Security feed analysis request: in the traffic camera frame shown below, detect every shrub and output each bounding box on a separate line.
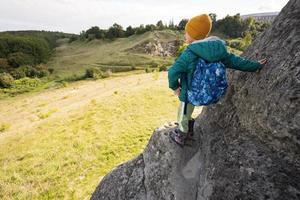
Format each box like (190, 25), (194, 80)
(177, 43), (188, 56)
(11, 68), (26, 79)
(12, 65), (38, 78)
(158, 65), (168, 72)
(62, 74), (85, 82)
(68, 35), (78, 43)
(0, 72), (14, 88)
(226, 39), (246, 51)
(85, 67), (103, 79)
(7, 52), (35, 68)
(0, 58), (10, 70)
(35, 64), (50, 78)
(14, 77), (41, 89)
(145, 67), (152, 73)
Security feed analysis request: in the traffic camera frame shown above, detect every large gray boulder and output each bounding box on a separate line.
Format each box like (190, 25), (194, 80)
(91, 0), (300, 199)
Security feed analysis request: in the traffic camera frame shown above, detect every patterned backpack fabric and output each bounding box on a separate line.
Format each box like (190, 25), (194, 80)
(187, 58), (228, 106)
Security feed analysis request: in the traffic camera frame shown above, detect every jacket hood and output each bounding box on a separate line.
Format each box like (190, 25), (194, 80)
(187, 36), (227, 62)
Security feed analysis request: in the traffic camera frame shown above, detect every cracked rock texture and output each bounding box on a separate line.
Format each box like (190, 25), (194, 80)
(91, 0), (300, 199)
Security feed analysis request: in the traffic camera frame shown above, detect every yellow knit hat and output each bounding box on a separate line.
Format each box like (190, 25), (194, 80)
(185, 14), (212, 40)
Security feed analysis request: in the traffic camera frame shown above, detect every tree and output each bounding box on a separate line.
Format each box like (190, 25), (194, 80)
(85, 26), (105, 39)
(106, 23), (125, 39)
(145, 24), (156, 32)
(7, 52), (35, 68)
(215, 14), (245, 38)
(125, 26), (135, 37)
(156, 20), (164, 30)
(79, 31), (86, 40)
(209, 13), (217, 24)
(135, 24), (147, 35)
(178, 19), (188, 30)
(168, 19), (175, 30)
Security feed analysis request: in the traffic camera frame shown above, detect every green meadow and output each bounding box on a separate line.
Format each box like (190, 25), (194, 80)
(0, 72), (184, 199)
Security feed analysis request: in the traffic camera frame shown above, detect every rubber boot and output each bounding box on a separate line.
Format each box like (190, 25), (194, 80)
(186, 119), (195, 141)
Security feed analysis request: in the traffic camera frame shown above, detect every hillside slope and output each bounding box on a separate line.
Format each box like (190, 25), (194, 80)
(91, 0), (300, 199)
(47, 30), (182, 78)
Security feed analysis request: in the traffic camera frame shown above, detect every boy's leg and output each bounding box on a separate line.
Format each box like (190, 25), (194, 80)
(177, 102), (195, 133)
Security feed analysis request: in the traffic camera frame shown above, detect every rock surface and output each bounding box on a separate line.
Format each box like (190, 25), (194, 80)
(91, 1), (300, 199)
(126, 32), (181, 57)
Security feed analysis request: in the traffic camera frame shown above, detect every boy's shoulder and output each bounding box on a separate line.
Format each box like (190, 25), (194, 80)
(190, 36), (225, 45)
(188, 36), (226, 50)
(186, 36), (228, 63)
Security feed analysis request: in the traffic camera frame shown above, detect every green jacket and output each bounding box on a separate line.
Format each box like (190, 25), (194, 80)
(168, 36), (262, 102)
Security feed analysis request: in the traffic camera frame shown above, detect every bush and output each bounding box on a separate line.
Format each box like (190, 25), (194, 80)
(0, 72), (14, 88)
(0, 58), (10, 71)
(85, 67), (103, 79)
(68, 35), (78, 43)
(62, 74), (85, 82)
(158, 65), (168, 72)
(11, 64), (50, 79)
(226, 39), (246, 51)
(7, 52), (35, 68)
(13, 77), (41, 89)
(35, 64), (50, 78)
(11, 65), (37, 78)
(11, 67), (26, 79)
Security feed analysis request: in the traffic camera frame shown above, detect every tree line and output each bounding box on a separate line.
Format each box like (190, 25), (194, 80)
(71, 13), (270, 42)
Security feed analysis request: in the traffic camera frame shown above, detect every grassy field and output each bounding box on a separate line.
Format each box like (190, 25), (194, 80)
(0, 72), (201, 199)
(48, 30), (182, 79)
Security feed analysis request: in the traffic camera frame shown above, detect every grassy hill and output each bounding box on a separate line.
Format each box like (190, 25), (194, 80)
(0, 30), (184, 98)
(48, 30), (183, 79)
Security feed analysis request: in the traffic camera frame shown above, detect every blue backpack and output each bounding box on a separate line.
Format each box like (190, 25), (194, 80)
(187, 58), (228, 106)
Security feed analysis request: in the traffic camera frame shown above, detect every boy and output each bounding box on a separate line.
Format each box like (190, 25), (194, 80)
(168, 14), (267, 146)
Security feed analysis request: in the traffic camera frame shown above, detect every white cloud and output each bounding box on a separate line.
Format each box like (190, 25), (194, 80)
(0, 0), (289, 34)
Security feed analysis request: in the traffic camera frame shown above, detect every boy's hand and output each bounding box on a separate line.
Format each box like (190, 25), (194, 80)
(174, 87), (181, 97)
(257, 58), (267, 74)
(259, 58), (267, 66)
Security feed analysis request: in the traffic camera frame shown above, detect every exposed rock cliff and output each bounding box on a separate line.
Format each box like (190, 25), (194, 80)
(126, 32), (182, 57)
(91, 0), (300, 199)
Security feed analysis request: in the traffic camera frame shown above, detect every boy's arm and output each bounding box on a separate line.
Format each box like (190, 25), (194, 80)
(168, 51), (189, 90)
(222, 52), (263, 72)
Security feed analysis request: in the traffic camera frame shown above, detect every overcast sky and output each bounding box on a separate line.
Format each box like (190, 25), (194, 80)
(0, 0), (289, 34)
